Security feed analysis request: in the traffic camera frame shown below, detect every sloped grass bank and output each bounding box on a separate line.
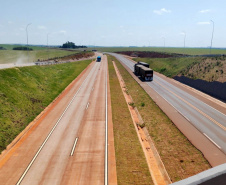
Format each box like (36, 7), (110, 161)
(0, 60), (91, 153)
(108, 57), (153, 185)
(133, 57), (203, 77)
(111, 56), (211, 182)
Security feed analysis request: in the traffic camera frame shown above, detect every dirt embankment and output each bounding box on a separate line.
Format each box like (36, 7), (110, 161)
(37, 52), (94, 63)
(179, 57), (226, 83)
(116, 51), (185, 58)
(59, 52), (94, 61)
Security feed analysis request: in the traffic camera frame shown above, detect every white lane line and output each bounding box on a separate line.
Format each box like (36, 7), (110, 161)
(105, 59), (108, 185)
(150, 86), (191, 122)
(155, 75), (226, 118)
(203, 133), (222, 149)
(16, 63), (98, 185)
(86, 102), (90, 110)
(70, 137), (79, 156)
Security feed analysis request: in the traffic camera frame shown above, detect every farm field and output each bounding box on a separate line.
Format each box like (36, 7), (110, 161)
(109, 55), (211, 182)
(0, 60), (92, 153)
(89, 47), (226, 55)
(0, 44), (82, 64)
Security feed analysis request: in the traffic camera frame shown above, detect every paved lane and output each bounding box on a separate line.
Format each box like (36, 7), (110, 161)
(0, 55), (108, 185)
(110, 53), (226, 154)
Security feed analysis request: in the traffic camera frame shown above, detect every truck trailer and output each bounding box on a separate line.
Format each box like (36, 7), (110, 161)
(134, 62), (153, 81)
(139, 66), (153, 81)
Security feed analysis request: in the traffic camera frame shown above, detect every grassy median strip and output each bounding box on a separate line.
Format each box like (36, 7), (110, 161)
(0, 60), (91, 153)
(108, 58), (153, 185)
(109, 55), (211, 182)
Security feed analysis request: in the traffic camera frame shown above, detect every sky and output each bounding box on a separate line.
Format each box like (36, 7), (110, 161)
(0, 0), (226, 47)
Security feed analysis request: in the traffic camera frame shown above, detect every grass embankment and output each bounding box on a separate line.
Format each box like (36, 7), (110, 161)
(89, 47), (226, 55)
(134, 57), (226, 82)
(109, 55), (211, 182)
(108, 57), (153, 185)
(134, 57), (203, 77)
(0, 60), (91, 153)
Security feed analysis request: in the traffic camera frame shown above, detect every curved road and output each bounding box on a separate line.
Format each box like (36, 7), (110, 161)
(110, 53), (226, 155)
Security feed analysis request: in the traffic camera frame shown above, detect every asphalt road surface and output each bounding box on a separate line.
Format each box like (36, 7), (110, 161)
(0, 55), (108, 185)
(109, 53), (226, 155)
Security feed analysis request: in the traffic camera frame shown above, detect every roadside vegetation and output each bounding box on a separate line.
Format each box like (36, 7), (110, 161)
(133, 57), (203, 77)
(134, 56), (226, 82)
(89, 46), (226, 55)
(179, 57), (226, 82)
(0, 44), (90, 64)
(108, 56), (153, 185)
(109, 55), (211, 182)
(0, 60), (92, 153)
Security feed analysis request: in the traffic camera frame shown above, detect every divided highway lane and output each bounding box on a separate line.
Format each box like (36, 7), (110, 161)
(0, 55), (108, 185)
(110, 53), (226, 154)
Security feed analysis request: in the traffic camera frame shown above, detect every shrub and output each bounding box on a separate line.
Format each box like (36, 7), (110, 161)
(128, 102), (135, 108)
(13, 47), (33, 51)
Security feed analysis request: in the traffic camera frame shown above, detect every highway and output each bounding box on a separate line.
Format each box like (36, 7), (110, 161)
(0, 54), (108, 185)
(109, 53), (226, 155)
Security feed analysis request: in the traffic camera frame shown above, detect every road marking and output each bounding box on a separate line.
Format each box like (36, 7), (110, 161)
(105, 59), (108, 185)
(115, 54), (226, 130)
(86, 102), (90, 110)
(203, 133), (221, 149)
(70, 137), (79, 156)
(16, 63), (98, 185)
(152, 89), (191, 122)
(155, 75), (226, 118)
(154, 80), (226, 131)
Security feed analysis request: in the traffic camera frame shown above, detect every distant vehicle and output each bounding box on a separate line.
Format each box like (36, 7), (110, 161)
(134, 61), (153, 81)
(96, 56), (101, 62)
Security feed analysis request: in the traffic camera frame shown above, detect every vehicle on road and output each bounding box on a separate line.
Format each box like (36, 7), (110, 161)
(134, 61), (153, 81)
(96, 56), (101, 62)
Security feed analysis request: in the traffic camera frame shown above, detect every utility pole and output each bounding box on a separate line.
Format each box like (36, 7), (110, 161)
(210, 20), (214, 54)
(26, 23), (32, 63)
(183, 31), (186, 56)
(47, 33), (50, 60)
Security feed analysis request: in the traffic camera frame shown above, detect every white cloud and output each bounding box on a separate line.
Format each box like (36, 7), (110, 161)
(59, 30), (67, 34)
(19, 27), (25, 31)
(153, 8), (171, 15)
(197, 22), (211, 25)
(8, 21), (13, 24)
(199, 9), (211, 13)
(38, 25), (46, 30)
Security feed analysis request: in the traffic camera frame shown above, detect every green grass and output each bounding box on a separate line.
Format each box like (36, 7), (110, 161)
(133, 57), (203, 77)
(88, 47), (226, 55)
(0, 60), (91, 153)
(111, 56), (211, 182)
(108, 56), (153, 185)
(0, 44), (82, 64)
(0, 44), (47, 50)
